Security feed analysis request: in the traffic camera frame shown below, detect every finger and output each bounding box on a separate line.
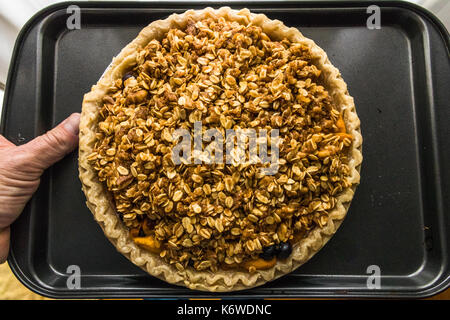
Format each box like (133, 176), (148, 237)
(0, 226), (10, 264)
(17, 113), (80, 171)
(0, 135), (14, 148)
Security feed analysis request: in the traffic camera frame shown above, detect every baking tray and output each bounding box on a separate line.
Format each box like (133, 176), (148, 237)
(1, 1), (449, 299)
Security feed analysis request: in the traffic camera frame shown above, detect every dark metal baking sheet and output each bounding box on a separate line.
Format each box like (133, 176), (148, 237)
(1, 1), (449, 298)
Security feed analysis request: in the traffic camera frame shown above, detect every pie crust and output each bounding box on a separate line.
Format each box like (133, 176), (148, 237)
(79, 7), (362, 292)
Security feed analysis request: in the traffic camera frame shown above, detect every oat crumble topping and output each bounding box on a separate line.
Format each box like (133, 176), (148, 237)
(87, 17), (353, 272)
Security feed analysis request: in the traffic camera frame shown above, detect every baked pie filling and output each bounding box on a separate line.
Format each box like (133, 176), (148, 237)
(87, 17), (354, 274)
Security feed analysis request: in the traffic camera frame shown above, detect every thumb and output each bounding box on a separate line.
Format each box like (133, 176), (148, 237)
(18, 113), (80, 171)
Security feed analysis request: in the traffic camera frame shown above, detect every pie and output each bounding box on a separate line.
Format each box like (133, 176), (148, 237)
(79, 7), (362, 292)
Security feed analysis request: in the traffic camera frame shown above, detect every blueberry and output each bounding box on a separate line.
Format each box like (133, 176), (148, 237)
(122, 72), (135, 82)
(274, 243), (281, 254)
(260, 245), (277, 261)
(277, 242), (292, 260)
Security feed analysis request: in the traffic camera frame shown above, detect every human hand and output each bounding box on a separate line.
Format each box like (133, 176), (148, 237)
(0, 113), (80, 263)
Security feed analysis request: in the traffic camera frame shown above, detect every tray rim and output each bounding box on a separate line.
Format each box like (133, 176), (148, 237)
(3, 0), (450, 299)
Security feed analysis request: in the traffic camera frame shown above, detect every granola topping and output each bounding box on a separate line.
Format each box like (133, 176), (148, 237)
(88, 17), (353, 272)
